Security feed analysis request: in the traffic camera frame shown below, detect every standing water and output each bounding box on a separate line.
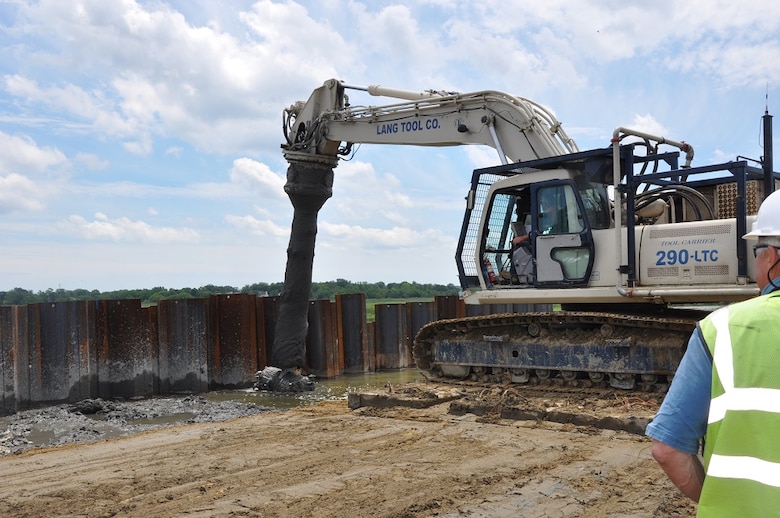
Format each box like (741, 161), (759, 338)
(0, 369), (423, 455)
(207, 368), (423, 409)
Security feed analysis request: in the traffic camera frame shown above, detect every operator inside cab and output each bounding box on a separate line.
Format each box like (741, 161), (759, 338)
(510, 195), (533, 284)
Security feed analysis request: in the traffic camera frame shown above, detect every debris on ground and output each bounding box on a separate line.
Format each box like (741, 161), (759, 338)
(0, 395), (273, 456)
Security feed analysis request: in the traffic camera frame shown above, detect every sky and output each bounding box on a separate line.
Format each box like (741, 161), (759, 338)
(2, 0), (780, 292)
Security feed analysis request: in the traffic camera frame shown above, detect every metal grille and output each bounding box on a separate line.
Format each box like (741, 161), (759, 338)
(459, 174), (505, 278)
(695, 264), (729, 276)
(715, 180), (767, 218)
(647, 266), (679, 278)
(648, 223), (731, 239)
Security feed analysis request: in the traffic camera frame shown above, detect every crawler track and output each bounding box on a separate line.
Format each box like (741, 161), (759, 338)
(413, 310), (703, 392)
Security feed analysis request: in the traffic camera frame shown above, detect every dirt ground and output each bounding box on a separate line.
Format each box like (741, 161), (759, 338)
(0, 382), (696, 517)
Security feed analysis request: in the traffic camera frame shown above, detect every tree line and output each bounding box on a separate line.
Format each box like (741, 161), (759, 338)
(0, 279), (460, 307)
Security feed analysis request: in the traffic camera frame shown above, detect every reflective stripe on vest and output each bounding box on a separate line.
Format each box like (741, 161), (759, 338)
(707, 454), (780, 488)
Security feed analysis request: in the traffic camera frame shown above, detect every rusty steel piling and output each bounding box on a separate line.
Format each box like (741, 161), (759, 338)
(0, 294), (524, 415)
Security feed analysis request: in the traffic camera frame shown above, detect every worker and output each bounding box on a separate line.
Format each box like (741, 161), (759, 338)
(645, 188), (780, 515)
(509, 195), (533, 283)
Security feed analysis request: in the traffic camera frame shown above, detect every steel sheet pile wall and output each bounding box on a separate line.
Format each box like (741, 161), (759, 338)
(158, 298), (209, 394)
(406, 301), (436, 367)
(306, 299), (340, 378)
(0, 306), (14, 415)
(96, 300), (158, 400)
(374, 304), (408, 370)
(10, 302), (97, 411)
(0, 293), (531, 414)
(337, 293), (369, 373)
(33, 301), (95, 404)
(255, 296), (276, 369)
(210, 294), (259, 389)
(435, 295), (466, 320)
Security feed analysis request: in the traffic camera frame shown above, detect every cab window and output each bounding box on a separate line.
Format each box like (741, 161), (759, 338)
(537, 184), (584, 235)
(578, 182), (612, 230)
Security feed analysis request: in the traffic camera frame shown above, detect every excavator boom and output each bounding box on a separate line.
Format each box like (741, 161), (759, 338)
(283, 78), (577, 165)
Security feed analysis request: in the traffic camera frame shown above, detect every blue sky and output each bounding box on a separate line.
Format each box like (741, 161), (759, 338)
(1, 0), (780, 292)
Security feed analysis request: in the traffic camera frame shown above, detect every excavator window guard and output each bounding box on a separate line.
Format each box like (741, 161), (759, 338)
(456, 171), (515, 288)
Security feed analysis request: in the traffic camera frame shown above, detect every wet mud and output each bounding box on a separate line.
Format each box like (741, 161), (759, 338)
(0, 395), (273, 456)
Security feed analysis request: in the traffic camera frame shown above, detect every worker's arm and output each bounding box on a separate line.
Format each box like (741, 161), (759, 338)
(651, 439), (705, 502)
(645, 329), (712, 502)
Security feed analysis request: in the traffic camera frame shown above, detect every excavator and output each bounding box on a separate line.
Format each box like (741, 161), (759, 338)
(275, 78), (779, 392)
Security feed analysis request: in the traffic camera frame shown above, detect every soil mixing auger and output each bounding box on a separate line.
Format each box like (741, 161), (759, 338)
(277, 78), (779, 391)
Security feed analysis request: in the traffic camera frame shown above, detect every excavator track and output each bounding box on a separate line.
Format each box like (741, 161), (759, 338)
(413, 310), (703, 392)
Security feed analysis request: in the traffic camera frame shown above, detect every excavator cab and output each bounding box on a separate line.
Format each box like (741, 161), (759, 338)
(474, 174), (610, 289)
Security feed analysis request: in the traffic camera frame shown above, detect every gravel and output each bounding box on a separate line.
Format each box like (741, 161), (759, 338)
(0, 395), (275, 456)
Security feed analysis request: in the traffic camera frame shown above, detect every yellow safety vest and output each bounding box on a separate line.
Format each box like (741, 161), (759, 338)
(697, 290), (780, 516)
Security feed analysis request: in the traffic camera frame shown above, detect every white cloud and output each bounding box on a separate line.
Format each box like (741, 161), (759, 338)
(5, 75), (104, 121)
(0, 173), (45, 213)
(320, 221), (448, 250)
(627, 114), (669, 138)
(327, 159), (411, 222)
(74, 152), (109, 171)
(122, 137), (153, 155)
(350, 4), (425, 58)
(225, 214), (290, 237)
(229, 158), (286, 198)
(0, 131), (67, 174)
(666, 40), (780, 89)
(6, 0), (776, 166)
(0, 132), (67, 213)
(5, 0), (358, 156)
(463, 146), (504, 170)
(58, 213), (200, 243)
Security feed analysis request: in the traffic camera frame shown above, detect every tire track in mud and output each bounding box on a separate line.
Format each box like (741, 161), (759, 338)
(0, 399), (695, 517)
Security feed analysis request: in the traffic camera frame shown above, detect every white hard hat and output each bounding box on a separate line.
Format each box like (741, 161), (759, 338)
(743, 189), (780, 240)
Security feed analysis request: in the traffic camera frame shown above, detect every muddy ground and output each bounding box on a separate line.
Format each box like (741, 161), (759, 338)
(0, 381), (696, 517)
(0, 396), (274, 456)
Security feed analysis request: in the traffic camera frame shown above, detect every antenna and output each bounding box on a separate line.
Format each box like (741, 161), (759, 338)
(763, 85), (774, 197)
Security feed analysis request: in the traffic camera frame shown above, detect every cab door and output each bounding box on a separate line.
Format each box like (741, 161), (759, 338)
(533, 182), (595, 287)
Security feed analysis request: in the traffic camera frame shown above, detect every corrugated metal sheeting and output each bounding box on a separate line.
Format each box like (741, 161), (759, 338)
(0, 294), (522, 414)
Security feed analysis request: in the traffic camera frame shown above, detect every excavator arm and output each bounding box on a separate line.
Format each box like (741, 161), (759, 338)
(282, 78), (578, 165)
(269, 78), (579, 389)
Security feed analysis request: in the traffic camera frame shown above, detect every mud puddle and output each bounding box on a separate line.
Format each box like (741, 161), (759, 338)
(209, 368), (422, 409)
(0, 369), (422, 456)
